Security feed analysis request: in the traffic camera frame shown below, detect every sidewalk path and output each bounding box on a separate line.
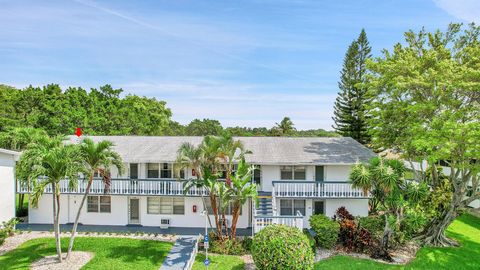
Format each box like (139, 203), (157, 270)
(160, 237), (198, 270)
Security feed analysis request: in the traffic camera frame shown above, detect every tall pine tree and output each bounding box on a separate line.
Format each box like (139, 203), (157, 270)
(332, 29), (371, 145)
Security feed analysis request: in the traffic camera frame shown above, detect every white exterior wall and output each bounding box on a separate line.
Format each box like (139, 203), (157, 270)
(29, 195), (250, 228)
(324, 199), (368, 218)
(0, 152), (16, 223)
(324, 165), (351, 181)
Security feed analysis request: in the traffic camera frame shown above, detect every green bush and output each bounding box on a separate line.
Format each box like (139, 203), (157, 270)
(241, 237), (253, 251)
(309, 214), (340, 249)
(358, 215), (384, 238)
(252, 225), (314, 270)
(303, 229), (317, 253)
(401, 211), (428, 240)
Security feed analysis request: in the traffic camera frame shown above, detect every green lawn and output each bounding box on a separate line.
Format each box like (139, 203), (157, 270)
(0, 237), (173, 270)
(193, 253), (244, 270)
(315, 214), (480, 270)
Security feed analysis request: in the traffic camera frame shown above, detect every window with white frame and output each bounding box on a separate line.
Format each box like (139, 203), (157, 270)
(280, 166), (306, 180)
(87, 196), (111, 213)
(147, 197), (185, 215)
(160, 163), (173, 178)
(204, 200), (242, 215)
(280, 199), (305, 216)
(147, 163), (159, 178)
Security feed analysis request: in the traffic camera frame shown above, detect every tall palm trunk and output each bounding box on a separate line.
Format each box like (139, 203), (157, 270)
(210, 195), (223, 239)
(66, 174), (93, 259)
(52, 184), (62, 262)
(230, 202), (241, 239)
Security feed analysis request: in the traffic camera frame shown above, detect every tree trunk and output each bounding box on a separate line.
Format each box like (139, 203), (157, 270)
(210, 195), (223, 239)
(371, 214), (393, 262)
(230, 202), (241, 239)
(418, 203), (459, 247)
(66, 176), (93, 259)
(18, 194), (25, 213)
(52, 184), (62, 262)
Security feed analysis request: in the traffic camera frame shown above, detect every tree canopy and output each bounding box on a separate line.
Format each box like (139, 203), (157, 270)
(0, 85), (337, 138)
(365, 23), (480, 246)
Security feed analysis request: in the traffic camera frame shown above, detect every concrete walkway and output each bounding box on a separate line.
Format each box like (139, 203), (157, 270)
(17, 223), (252, 236)
(160, 237), (198, 270)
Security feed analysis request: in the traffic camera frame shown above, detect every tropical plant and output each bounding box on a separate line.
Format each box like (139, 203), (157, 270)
(0, 127), (49, 214)
(349, 157), (426, 260)
(66, 138), (124, 259)
(175, 141), (214, 229)
(229, 158), (257, 238)
(252, 224), (314, 270)
(179, 135), (255, 239)
(17, 136), (83, 262)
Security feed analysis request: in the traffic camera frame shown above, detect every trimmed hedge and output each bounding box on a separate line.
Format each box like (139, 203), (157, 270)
(252, 225), (314, 270)
(309, 214), (340, 249)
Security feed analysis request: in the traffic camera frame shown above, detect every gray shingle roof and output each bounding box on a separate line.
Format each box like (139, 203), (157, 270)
(67, 136), (376, 165)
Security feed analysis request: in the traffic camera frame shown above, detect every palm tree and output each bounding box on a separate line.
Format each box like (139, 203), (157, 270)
(175, 142), (213, 228)
(229, 158), (257, 239)
(66, 138), (124, 259)
(217, 134), (251, 186)
(18, 137), (82, 262)
(0, 127), (49, 213)
(273, 117), (295, 136)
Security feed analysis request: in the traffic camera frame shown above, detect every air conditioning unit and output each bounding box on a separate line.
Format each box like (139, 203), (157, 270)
(160, 218), (171, 229)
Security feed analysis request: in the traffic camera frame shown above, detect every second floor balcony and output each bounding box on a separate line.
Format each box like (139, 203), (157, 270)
(17, 178), (209, 197)
(272, 181), (369, 198)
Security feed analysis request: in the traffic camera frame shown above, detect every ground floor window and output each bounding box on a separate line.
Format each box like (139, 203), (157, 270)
(280, 199), (305, 216)
(147, 197), (185, 215)
(204, 200), (242, 215)
(87, 196), (111, 213)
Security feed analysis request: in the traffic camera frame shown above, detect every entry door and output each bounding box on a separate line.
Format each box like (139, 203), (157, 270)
(314, 201), (324, 215)
(315, 166), (324, 182)
(129, 198), (140, 224)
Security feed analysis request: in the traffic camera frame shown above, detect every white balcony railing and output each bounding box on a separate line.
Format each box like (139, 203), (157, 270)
(272, 181), (369, 198)
(253, 211), (303, 234)
(17, 178), (209, 196)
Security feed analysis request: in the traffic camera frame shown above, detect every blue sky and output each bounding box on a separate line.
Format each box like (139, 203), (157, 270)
(1, 0), (478, 130)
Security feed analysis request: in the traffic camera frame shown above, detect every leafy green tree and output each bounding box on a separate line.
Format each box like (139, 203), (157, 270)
(66, 138), (124, 259)
(365, 23), (480, 247)
(332, 29), (371, 144)
(272, 117), (295, 136)
(17, 137), (83, 262)
(185, 119), (223, 136)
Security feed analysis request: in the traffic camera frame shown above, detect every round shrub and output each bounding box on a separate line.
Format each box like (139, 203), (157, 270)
(309, 214), (340, 249)
(358, 215), (384, 238)
(252, 224), (314, 270)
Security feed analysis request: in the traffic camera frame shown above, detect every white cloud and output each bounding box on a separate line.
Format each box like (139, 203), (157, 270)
(433, 0), (480, 23)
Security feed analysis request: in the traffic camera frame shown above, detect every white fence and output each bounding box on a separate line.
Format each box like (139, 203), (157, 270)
(253, 211), (303, 234)
(17, 178), (209, 196)
(273, 181), (369, 198)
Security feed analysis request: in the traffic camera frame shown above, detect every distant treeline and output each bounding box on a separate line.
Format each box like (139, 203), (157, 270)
(0, 84), (337, 137)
